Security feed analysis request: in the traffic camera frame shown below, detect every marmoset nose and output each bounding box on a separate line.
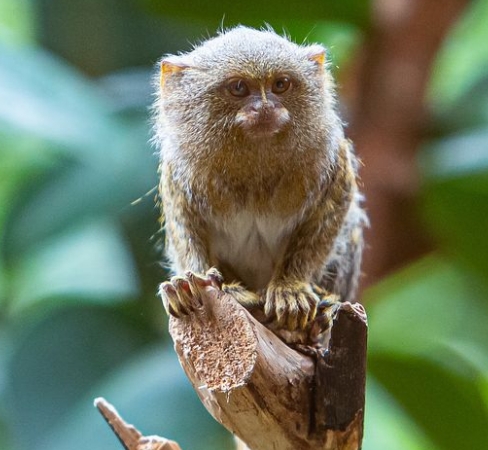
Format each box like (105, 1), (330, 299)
(249, 98), (275, 116)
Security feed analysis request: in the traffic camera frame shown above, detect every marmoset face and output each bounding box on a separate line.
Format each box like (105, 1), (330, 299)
(158, 27), (337, 150)
(222, 74), (292, 138)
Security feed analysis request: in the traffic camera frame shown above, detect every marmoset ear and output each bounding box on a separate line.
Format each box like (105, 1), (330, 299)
(160, 57), (191, 87)
(305, 45), (327, 67)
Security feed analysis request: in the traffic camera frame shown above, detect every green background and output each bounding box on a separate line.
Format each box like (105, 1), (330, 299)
(1, 1), (487, 449)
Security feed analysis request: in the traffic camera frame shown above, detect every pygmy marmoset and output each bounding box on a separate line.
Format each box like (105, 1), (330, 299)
(154, 26), (367, 344)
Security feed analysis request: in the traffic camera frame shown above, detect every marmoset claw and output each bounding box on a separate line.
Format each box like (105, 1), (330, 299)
(159, 268), (223, 318)
(264, 281), (320, 331)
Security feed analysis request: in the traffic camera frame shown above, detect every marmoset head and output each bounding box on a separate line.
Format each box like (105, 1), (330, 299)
(156, 26), (340, 147)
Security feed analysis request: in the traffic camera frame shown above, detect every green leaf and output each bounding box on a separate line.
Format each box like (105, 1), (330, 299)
(429, 0), (488, 111)
(366, 256), (486, 355)
(363, 377), (439, 450)
(432, 76), (488, 133)
(369, 353), (488, 450)
(0, 130), (58, 227)
(39, 346), (232, 450)
(4, 304), (155, 449)
(0, 0), (34, 46)
(0, 420), (11, 450)
(419, 127), (488, 281)
(420, 128), (488, 179)
(366, 256), (488, 450)
(8, 219), (139, 316)
(425, 184), (488, 280)
(141, 0), (370, 29)
(0, 41), (118, 153)
(0, 45), (158, 257)
(481, 378), (488, 411)
(4, 133), (157, 257)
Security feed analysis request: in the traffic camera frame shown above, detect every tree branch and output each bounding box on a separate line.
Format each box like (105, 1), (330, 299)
(168, 287), (368, 450)
(95, 287), (367, 450)
(94, 397), (182, 450)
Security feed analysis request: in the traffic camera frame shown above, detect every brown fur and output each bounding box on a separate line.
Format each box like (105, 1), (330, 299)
(154, 27), (368, 340)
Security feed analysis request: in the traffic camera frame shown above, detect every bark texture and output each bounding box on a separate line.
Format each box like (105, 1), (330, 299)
(95, 287), (368, 450)
(95, 397), (182, 450)
(168, 287), (368, 450)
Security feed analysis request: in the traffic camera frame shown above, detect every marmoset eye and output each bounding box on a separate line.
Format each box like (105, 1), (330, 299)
(272, 76), (291, 94)
(227, 79), (250, 97)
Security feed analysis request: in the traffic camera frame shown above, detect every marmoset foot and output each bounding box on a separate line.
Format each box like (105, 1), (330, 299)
(159, 268), (222, 317)
(263, 280), (321, 331)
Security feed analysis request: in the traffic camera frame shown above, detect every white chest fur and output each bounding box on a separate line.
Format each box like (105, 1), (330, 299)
(208, 211), (296, 290)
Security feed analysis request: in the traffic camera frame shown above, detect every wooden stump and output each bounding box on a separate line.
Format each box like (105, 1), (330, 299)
(168, 287), (368, 450)
(96, 286), (367, 450)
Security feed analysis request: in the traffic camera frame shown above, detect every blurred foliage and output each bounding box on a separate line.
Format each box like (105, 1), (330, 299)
(141, 0), (369, 30)
(0, 1), (487, 450)
(429, 0), (488, 112)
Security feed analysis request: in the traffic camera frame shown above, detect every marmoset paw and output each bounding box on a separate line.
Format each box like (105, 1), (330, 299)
(264, 281), (320, 330)
(308, 291), (341, 341)
(223, 283), (262, 309)
(159, 268), (222, 317)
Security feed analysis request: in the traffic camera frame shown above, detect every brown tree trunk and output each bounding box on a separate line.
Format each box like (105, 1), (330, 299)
(345, 0), (470, 288)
